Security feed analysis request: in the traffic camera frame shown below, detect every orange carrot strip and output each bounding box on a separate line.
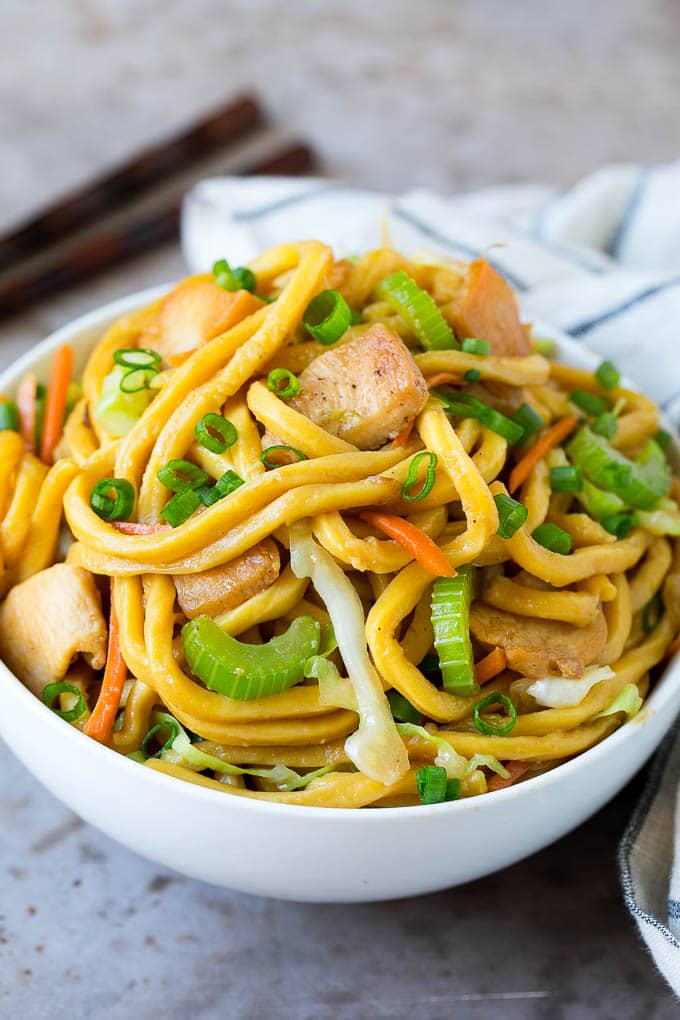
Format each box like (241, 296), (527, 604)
(359, 510), (455, 578)
(391, 421), (414, 448)
(508, 414), (579, 494)
(487, 760), (530, 792)
(112, 521), (171, 535)
(84, 584), (127, 745)
(474, 647), (507, 685)
(424, 372), (464, 389)
(40, 344), (74, 463)
(16, 372), (37, 452)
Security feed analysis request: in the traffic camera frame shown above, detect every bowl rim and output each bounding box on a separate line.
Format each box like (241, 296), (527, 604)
(2, 284), (680, 823)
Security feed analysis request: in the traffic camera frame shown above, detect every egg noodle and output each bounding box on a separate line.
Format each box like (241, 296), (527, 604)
(2, 239), (680, 808)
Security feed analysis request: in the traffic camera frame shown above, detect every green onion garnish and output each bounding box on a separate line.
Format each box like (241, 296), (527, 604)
(90, 477), (135, 521)
(601, 512), (637, 539)
(157, 459), (209, 493)
(113, 348), (161, 370)
(215, 469), (245, 496)
(261, 445), (306, 469)
(160, 487), (201, 527)
(416, 765), (449, 804)
(350, 309), (362, 325)
(595, 360), (620, 390)
(386, 689), (423, 725)
(549, 465), (584, 493)
(655, 429), (672, 450)
(194, 413), (238, 454)
(446, 778), (463, 801)
(494, 493), (528, 539)
(461, 337), (491, 356)
(532, 522), (573, 555)
(592, 412), (618, 439)
(511, 403), (543, 443)
(142, 717), (181, 758)
(464, 369), (481, 383)
(303, 289), (352, 345)
(267, 368), (300, 400)
(431, 569), (478, 697)
(213, 258), (256, 293)
(42, 682), (86, 723)
(196, 485), (223, 507)
(375, 271), (456, 350)
(0, 401), (20, 432)
(437, 391), (525, 445)
(401, 452), (438, 502)
(570, 389), (610, 417)
(473, 692), (517, 736)
(533, 337), (557, 357)
(642, 592), (664, 634)
(119, 367), (158, 393)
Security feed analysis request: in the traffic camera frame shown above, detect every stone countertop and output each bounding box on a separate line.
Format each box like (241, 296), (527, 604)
(2, 1), (680, 1016)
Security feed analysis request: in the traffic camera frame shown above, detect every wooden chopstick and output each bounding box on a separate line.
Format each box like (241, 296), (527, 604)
(0, 140), (315, 318)
(0, 95), (264, 274)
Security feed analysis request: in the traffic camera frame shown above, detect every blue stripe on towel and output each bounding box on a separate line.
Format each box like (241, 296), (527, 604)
(608, 169), (650, 259)
(668, 900), (680, 920)
(566, 277), (680, 337)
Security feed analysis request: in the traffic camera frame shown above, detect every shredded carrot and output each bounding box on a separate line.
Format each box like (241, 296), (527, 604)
(359, 510), (455, 577)
(40, 344), (74, 463)
(474, 647), (507, 685)
(167, 349), (196, 367)
(424, 372), (464, 389)
(391, 421), (414, 448)
(508, 414), (579, 494)
(16, 372), (37, 452)
(112, 521), (171, 535)
(487, 760), (530, 792)
(84, 584), (127, 745)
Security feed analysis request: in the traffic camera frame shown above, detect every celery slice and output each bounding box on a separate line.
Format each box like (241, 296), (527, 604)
(431, 568), (478, 697)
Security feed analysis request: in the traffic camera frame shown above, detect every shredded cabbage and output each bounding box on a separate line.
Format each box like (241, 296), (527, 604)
(396, 723), (468, 779)
(595, 684), (643, 720)
(290, 521), (408, 784)
(306, 655), (358, 712)
(465, 754), (510, 780)
(526, 666), (615, 708)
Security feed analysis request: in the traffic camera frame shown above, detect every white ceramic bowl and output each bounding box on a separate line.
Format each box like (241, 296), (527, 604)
(0, 288), (678, 903)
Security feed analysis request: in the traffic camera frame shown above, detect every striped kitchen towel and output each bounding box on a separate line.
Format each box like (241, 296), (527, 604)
(182, 163), (680, 993)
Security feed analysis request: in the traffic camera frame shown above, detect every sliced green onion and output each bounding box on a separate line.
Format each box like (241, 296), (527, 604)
(42, 682), (86, 723)
(601, 512), (637, 539)
(34, 382), (47, 450)
(303, 289), (352, 345)
(655, 429), (672, 450)
(445, 778), (462, 800)
(532, 522), (573, 555)
(592, 412), (618, 439)
(157, 459), (209, 493)
(549, 465), (583, 493)
(375, 271), (456, 350)
(113, 348), (161, 370)
(182, 614), (320, 700)
(461, 337), (491, 356)
(350, 309), (362, 325)
(464, 369), (481, 383)
(642, 593), (664, 634)
(195, 485), (223, 507)
(93, 365), (154, 437)
(533, 337), (557, 356)
(142, 717), (181, 758)
(437, 392), (525, 445)
(416, 765), (449, 804)
(494, 493), (528, 539)
(194, 413), (238, 454)
(431, 569), (478, 697)
(568, 428), (671, 510)
(90, 477), (135, 521)
(401, 452), (438, 502)
(473, 692), (517, 736)
(213, 258), (256, 293)
(0, 401), (20, 432)
(386, 689), (423, 725)
(595, 360), (620, 390)
(261, 445), (306, 469)
(119, 367), (158, 393)
(215, 469), (245, 496)
(267, 368), (300, 400)
(511, 403), (543, 442)
(160, 487), (201, 527)
(570, 389), (610, 417)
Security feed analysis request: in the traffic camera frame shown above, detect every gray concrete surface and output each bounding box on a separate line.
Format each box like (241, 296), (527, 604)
(1, 1), (680, 1016)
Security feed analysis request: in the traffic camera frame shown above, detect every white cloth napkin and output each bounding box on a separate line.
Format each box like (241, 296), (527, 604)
(182, 165), (680, 991)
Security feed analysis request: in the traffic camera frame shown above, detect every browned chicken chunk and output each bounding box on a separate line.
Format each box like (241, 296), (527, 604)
(442, 259), (531, 357)
(0, 564), (107, 697)
(469, 602), (607, 679)
(290, 324), (428, 449)
(174, 540), (280, 620)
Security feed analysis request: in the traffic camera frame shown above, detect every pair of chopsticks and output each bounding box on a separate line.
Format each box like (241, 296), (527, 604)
(0, 94), (316, 320)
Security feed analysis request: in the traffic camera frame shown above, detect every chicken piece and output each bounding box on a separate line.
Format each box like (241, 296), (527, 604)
(469, 602), (607, 679)
(0, 564), (107, 697)
(174, 540), (280, 620)
(442, 259), (531, 356)
(290, 324), (428, 450)
(140, 277), (263, 365)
